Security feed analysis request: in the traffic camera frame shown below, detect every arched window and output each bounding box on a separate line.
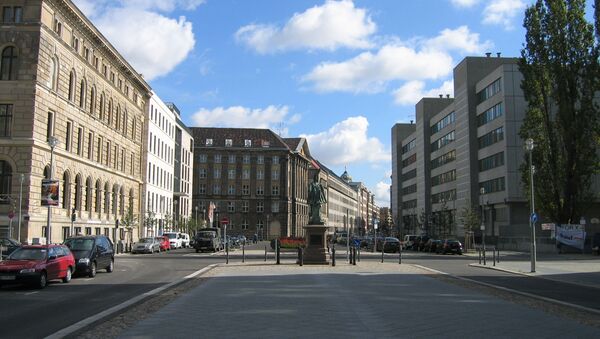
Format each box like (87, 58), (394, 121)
(68, 70), (76, 101)
(0, 46), (17, 80)
(112, 184), (118, 215)
(48, 57), (58, 90)
(107, 99), (113, 125)
(89, 86), (96, 115)
(123, 111), (128, 136)
(62, 171), (70, 209)
(95, 180), (101, 213)
(115, 105), (121, 131)
(0, 160), (12, 199)
(79, 79), (86, 108)
(119, 186), (125, 216)
(104, 182), (110, 215)
(99, 93), (105, 121)
(129, 188), (134, 212)
(85, 177), (92, 211)
(74, 174), (82, 210)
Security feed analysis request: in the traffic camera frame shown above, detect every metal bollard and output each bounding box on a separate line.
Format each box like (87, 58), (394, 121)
(242, 242), (245, 263)
(493, 247), (496, 266)
(357, 246), (360, 262)
(381, 243), (385, 263)
(399, 247), (402, 265)
(298, 247), (304, 266)
(483, 246), (486, 266)
(332, 246), (336, 266)
(264, 245), (267, 262)
(226, 243), (229, 264)
(478, 247), (482, 264)
(496, 248), (500, 263)
(276, 239), (280, 265)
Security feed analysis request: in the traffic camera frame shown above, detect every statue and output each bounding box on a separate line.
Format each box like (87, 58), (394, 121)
(308, 172), (327, 224)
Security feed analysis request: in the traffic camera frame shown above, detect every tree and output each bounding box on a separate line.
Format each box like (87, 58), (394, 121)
(520, 0), (600, 223)
(459, 202), (480, 234)
(121, 207), (138, 245)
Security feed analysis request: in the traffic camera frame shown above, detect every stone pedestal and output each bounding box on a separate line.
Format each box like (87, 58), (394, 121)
(303, 224), (332, 264)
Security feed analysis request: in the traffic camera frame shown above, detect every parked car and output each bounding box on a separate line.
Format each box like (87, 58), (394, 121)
(423, 239), (442, 253)
(0, 245), (75, 289)
(180, 233), (191, 248)
(360, 236), (372, 249)
(437, 239), (464, 255)
(377, 237), (401, 253)
(64, 235), (114, 278)
(163, 232), (182, 249)
(402, 235), (417, 250)
(132, 237), (161, 254)
(414, 235), (431, 251)
(155, 236), (171, 251)
(0, 238), (22, 259)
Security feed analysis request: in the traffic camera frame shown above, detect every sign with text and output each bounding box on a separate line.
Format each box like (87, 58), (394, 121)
(541, 223), (555, 231)
(41, 179), (59, 206)
(556, 224), (586, 250)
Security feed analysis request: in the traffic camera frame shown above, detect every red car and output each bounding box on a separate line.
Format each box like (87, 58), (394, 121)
(0, 244), (75, 289)
(155, 236), (171, 251)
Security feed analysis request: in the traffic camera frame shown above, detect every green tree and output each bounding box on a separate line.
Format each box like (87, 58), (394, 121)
(520, 0), (600, 223)
(459, 202), (480, 234)
(121, 207), (138, 244)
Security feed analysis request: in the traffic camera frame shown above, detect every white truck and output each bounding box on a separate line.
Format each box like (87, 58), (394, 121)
(163, 232), (182, 249)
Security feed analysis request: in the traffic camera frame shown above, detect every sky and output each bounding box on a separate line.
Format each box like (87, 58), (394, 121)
(70, 0), (589, 207)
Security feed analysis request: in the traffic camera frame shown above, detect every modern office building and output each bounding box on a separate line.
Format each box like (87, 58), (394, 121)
(169, 102), (194, 233)
(190, 128), (310, 240)
(0, 0), (150, 244)
(392, 55), (541, 249)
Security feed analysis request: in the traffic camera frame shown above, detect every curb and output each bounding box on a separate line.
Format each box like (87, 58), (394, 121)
(413, 264), (600, 316)
(44, 264), (218, 339)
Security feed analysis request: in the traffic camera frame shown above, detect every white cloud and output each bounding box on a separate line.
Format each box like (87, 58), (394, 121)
(374, 181), (391, 207)
(300, 116), (389, 165)
(235, 0), (376, 53)
(191, 105), (300, 129)
(302, 26), (490, 94)
(73, 0), (197, 80)
(392, 80), (454, 106)
(450, 0), (480, 7)
(482, 0), (526, 29)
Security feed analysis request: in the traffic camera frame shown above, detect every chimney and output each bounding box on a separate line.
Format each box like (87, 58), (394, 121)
(410, 120), (413, 124)
(439, 94), (443, 98)
(486, 52), (492, 58)
(497, 52), (501, 58)
(446, 94), (450, 98)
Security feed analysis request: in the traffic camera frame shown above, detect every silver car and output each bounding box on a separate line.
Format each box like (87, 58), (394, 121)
(132, 237), (161, 254)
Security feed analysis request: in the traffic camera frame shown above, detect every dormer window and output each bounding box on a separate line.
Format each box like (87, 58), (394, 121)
(225, 139), (232, 147)
(71, 37), (79, 51)
(205, 138), (213, 146)
(244, 139), (251, 147)
(53, 19), (62, 36)
(261, 140), (270, 148)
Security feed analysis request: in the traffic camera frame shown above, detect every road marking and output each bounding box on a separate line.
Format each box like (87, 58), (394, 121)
(44, 264), (218, 339)
(24, 291), (38, 296)
(413, 264), (600, 316)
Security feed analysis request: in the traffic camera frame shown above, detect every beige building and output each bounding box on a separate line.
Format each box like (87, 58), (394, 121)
(0, 0), (150, 244)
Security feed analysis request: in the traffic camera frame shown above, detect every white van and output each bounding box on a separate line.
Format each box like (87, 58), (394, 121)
(163, 232), (182, 249)
(180, 233), (190, 248)
(403, 235), (418, 250)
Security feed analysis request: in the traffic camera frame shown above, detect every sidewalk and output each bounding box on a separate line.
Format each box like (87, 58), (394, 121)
(469, 250), (600, 289)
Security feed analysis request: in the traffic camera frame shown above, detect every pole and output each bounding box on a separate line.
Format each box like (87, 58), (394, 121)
(8, 218), (13, 239)
(47, 137), (58, 245)
(529, 149), (536, 272)
(18, 173), (24, 243)
(266, 214), (270, 241)
(346, 208), (350, 263)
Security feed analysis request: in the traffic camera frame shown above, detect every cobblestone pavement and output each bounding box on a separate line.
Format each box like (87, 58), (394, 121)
(118, 262), (600, 338)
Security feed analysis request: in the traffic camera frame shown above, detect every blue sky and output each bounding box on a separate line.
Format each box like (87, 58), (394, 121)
(72, 0), (590, 207)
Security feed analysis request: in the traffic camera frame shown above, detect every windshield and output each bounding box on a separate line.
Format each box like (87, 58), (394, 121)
(139, 238), (154, 243)
(64, 238), (94, 251)
(197, 232), (215, 238)
(8, 248), (47, 260)
(164, 233), (177, 239)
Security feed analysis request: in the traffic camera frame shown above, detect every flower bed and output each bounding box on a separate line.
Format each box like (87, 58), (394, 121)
(271, 237), (306, 249)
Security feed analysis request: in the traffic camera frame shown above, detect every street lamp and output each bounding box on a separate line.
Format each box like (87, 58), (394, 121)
(194, 205), (198, 227)
(480, 187), (486, 264)
(173, 200), (178, 232)
(46, 136), (59, 245)
(525, 138), (537, 272)
(18, 173), (24, 243)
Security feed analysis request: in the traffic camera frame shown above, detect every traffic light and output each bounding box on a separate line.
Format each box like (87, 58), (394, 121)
(71, 208), (76, 222)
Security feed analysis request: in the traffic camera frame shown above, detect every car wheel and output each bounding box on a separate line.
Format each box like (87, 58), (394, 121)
(62, 267), (72, 283)
(106, 259), (114, 273)
(89, 262), (97, 278)
(195, 249), (199, 253)
(37, 271), (47, 289)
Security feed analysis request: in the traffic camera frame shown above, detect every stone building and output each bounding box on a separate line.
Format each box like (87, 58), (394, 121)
(0, 0), (150, 244)
(170, 102), (194, 234)
(190, 128), (310, 240)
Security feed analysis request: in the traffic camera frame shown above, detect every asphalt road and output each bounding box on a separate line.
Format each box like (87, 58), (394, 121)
(0, 247), (218, 338)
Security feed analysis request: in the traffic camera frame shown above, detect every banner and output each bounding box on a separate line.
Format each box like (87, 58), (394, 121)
(556, 224), (586, 250)
(207, 201), (215, 224)
(41, 179), (60, 206)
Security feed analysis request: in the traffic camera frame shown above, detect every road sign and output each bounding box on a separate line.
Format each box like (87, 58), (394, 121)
(353, 239), (361, 247)
(541, 223), (555, 231)
(531, 212), (538, 224)
(8, 211), (14, 219)
(220, 217), (229, 225)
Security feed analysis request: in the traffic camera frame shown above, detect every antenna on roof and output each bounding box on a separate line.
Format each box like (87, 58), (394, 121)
(276, 122), (285, 136)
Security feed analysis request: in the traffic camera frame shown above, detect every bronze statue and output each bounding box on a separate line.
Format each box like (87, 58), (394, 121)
(308, 172), (327, 224)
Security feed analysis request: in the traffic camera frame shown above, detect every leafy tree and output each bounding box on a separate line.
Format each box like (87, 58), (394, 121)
(459, 202), (480, 234)
(121, 207), (138, 244)
(519, 0), (600, 223)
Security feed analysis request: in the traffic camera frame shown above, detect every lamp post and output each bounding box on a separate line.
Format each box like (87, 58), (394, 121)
(480, 187), (486, 264)
(195, 205), (198, 228)
(173, 200), (178, 232)
(18, 173), (24, 243)
(46, 136), (59, 245)
(525, 138), (537, 273)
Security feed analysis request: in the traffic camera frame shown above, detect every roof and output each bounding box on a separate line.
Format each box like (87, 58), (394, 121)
(190, 127), (290, 150)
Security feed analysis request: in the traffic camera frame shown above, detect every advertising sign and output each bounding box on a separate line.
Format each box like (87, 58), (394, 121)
(41, 179), (60, 206)
(556, 224), (586, 250)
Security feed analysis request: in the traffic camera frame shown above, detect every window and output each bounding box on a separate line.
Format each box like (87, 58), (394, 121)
(242, 201), (249, 213)
(213, 168), (221, 179)
(0, 104), (13, 137)
(228, 185), (235, 195)
(271, 202), (279, 213)
(242, 169), (250, 179)
(272, 170), (279, 180)
(225, 139), (232, 147)
(198, 183), (206, 194)
(243, 155), (250, 164)
(68, 70), (76, 101)
(228, 169), (235, 179)
(71, 36), (79, 51)
(431, 112), (455, 134)
(1, 46), (17, 80)
(477, 78), (502, 103)
(199, 168), (207, 179)
(87, 132), (93, 160)
(0, 160), (12, 199)
(228, 155), (236, 163)
(479, 177), (505, 194)
(3, 6), (23, 23)
(431, 169), (456, 186)
(257, 168), (264, 180)
(262, 140), (270, 147)
(477, 102), (503, 127)
(102, 64), (107, 77)
(53, 19), (62, 36)
(242, 184), (250, 195)
(272, 185), (279, 196)
(431, 189), (456, 203)
(402, 199), (417, 210)
(402, 184), (417, 195)
(65, 121), (72, 151)
(272, 156), (279, 164)
(199, 154), (207, 163)
(79, 79), (86, 108)
(257, 156), (264, 164)
(401, 168), (416, 182)
(431, 150), (456, 169)
(227, 201), (235, 212)
(256, 201), (264, 212)
(256, 185), (264, 196)
(402, 154), (416, 167)
(46, 111), (55, 140)
(478, 127), (504, 149)
(212, 184), (221, 195)
(401, 139), (416, 154)
(241, 220), (249, 230)
(244, 139), (251, 147)
(48, 57), (58, 90)
(479, 152), (504, 172)
(431, 131), (455, 152)
(214, 154), (221, 163)
(89, 87), (96, 115)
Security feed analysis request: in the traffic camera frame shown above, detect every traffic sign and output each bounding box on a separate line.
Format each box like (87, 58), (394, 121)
(220, 217), (229, 225)
(353, 239), (361, 247)
(8, 211), (14, 219)
(531, 212), (538, 224)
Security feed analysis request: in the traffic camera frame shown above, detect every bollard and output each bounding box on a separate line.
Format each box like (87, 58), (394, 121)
(478, 247), (482, 264)
(493, 247), (496, 266)
(496, 248), (500, 263)
(301, 247), (304, 266)
(276, 239), (280, 265)
(264, 245), (267, 262)
(483, 246), (486, 266)
(381, 243), (385, 263)
(226, 243), (229, 264)
(242, 241), (245, 263)
(297, 247), (303, 266)
(399, 247), (402, 265)
(332, 246), (336, 266)
(353, 247), (357, 265)
(357, 246), (360, 262)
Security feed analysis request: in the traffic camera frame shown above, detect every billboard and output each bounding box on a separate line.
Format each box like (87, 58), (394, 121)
(41, 179), (60, 206)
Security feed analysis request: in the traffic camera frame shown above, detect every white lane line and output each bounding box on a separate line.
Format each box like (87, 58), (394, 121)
(44, 264), (217, 339)
(24, 291), (39, 296)
(413, 264), (600, 316)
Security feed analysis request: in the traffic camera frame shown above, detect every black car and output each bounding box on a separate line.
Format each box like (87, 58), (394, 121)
(0, 238), (21, 259)
(413, 236), (431, 251)
(423, 239), (442, 252)
(437, 239), (463, 255)
(376, 237), (401, 253)
(64, 235), (114, 277)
